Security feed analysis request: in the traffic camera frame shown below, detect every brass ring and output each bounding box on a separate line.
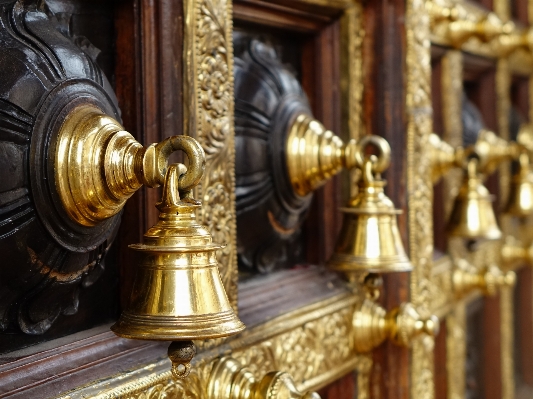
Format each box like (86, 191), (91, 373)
(354, 135), (391, 173)
(153, 136), (206, 193)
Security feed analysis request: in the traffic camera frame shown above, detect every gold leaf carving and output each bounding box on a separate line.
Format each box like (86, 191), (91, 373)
(184, 0), (237, 307)
(406, 0), (435, 398)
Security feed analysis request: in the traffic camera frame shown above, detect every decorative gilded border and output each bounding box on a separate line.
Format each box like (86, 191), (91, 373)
(54, 293), (371, 399)
(405, 1), (436, 398)
(183, 0), (238, 308)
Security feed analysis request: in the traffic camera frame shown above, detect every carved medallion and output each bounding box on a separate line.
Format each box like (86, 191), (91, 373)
(0, 0), (120, 335)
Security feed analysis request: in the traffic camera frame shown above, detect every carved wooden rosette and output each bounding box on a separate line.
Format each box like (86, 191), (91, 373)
(0, 0), (120, 335)
(183, 0), (238, 306)
(233, 37), (314, 273)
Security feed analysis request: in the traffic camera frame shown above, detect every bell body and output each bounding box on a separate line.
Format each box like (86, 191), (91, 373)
(112, 166), (244, 341)
(328, 179), (412, 274)
(506, 172), (533, 216)
(447, 169), (502, 240)
(505, 153), (533, 217)
(112, 243), (241, 340)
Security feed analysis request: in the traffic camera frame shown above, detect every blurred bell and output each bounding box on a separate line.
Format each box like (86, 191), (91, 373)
(327, 156), (413, 275)
(448, 158), (502, 240)
(112, 164), (244, 342)
(505, 153), (533, 217)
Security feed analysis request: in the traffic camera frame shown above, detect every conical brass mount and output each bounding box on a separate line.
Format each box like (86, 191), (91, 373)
(286, 114), (391, 196)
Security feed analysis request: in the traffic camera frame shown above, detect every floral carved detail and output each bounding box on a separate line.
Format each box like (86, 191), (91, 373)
(406, 0), (435, 398)
(232, 306), (357, 384)
(186, 0), (237, 307)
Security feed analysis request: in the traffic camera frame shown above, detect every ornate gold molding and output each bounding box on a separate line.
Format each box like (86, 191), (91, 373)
(183, 0), (238, 308)
(54, 293), (372, 399)
(427, 0), (533, 61)
(340, 2), (365, 195)
(406, 1), (436, 398)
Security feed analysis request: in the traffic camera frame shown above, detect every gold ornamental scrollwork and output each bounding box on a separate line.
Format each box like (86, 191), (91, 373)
(406, 0), (436, 398)
(183, 0), (238, 307)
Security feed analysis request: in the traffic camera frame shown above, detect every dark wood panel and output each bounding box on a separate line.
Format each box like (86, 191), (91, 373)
(466, 297), (485, 399)
(515, 267), (533, 389)
(317, 371), (357, 398)
(483, 294), (502, 399)
(302, 20), (343, 265)
(435, 319), (448, 399)
(431, 52), (447, 253)
(363, 1), (410, 398)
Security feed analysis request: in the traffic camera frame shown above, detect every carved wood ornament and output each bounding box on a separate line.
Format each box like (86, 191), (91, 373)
(0, 0), (119, 335)
(234, 36), (313, 273)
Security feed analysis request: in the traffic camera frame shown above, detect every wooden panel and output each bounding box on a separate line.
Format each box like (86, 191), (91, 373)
(363, 1), (410, 398)
(515, 267), (533, 388)
(317, 372), (357, 398)
(466, 297), (485, 399)
(431, 51), (447, 253)
(434, 320), (448, 399)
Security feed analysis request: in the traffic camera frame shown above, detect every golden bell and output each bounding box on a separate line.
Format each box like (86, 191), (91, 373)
(112, 163), (245, 377)
(505, 153), (533, 217)
(327, 157), (413, 275)
(447, 159), (502, 240)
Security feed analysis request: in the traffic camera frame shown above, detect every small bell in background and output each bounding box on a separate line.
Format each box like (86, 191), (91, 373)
(112, 159), (245, 379)
(447, 158), (502, 241)
(505, 152), (533, 217)
(327, 136), (413, 279)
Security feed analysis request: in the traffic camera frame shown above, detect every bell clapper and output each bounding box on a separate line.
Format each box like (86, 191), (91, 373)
(168, 340), (197, 379)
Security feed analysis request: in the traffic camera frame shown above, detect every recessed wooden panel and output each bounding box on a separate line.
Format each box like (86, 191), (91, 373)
(466, 297), (485, 399)
(514, 267), (533, 390)
(435, 319), (448, 399)
(431, 50), (447, 253)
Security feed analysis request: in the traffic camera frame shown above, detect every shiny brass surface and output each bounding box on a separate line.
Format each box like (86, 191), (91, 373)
(445, 11), (504, 48)
(56, 104), (143, 226)
(452, 259), (516, 299)
(501, 235), (533, 267)
(447, 159), (502, 240)
(208, 357), (320, 399)
(352, 300), (439, 353)
(286, 114), (391, 196)
(56, 104), (206, 226)
(112, 159), (244, 378)
(428, 133), (464, 183)
(505, 153), (533, 216)
(469, 129), (521, 175)
(327, 152), (412, 276)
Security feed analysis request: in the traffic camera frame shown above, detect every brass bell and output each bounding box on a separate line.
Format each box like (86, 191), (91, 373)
(112, 160), (245, 378)
(505, 152), (533, 217)
(447, 158), (502, 240)
(327, 153), (413, 276)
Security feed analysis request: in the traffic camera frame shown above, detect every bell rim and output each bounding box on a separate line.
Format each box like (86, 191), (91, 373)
(327, 254), (413, 273)
(339, 207), (402, 215)
(111, 310), (245, 341)
(447, 226), (502, 241)
(128, 243), (225, 252)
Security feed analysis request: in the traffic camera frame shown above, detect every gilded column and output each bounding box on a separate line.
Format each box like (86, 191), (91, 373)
(183, 0), (238, 307)
(441, 49), (467, 399)
(406, 0), (435, 398)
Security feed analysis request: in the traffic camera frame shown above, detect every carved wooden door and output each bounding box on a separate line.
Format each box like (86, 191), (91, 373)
(1, 0), (533, 398)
